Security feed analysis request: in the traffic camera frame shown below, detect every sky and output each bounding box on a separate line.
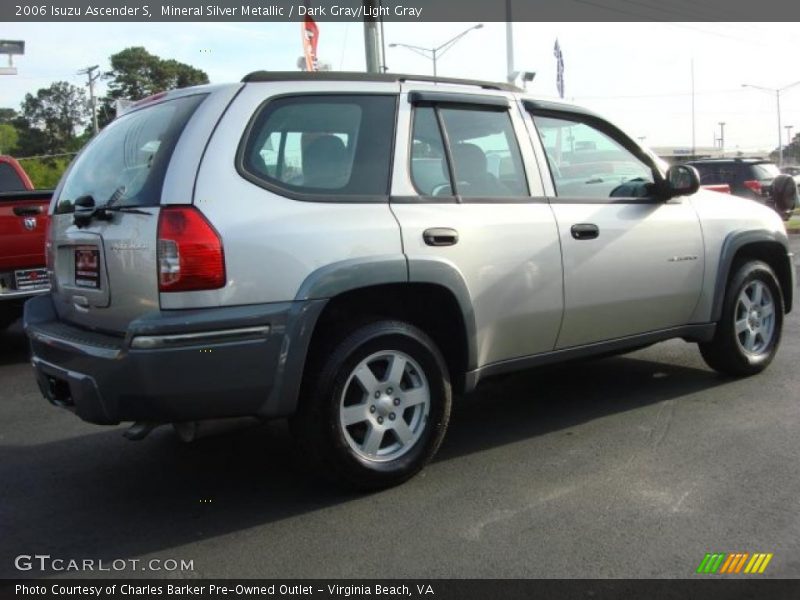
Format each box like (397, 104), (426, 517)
(2, 21), (800, 153)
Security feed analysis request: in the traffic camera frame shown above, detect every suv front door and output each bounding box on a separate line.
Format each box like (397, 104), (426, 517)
(525, 108), (704, 349)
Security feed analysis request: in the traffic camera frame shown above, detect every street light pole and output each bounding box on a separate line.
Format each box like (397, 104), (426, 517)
(742, 80), (800, 166)
(718, 122), (725, 157)
(389, 24), (484, 78)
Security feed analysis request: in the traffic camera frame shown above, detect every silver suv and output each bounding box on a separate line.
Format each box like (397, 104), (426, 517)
(25, 73), (795, 489)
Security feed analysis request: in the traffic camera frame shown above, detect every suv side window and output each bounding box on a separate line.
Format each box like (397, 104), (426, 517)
(240, 95), (396, 200)
(532, 114), (655, 199)
(440, 107), (528, 198)
(410, 104), (528, 199)
(410, 106), (453, 196)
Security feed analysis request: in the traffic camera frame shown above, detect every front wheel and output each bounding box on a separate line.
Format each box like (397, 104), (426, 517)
(699, 260), (784, 376)
(294, 320), (452, 490)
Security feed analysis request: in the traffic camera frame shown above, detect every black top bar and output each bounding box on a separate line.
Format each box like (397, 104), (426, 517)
(409, 91), (510, 109)
(241, 71), (521, 92)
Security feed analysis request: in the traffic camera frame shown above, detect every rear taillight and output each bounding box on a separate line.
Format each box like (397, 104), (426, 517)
(743, 180), (763, 195)
(157, 206), (225, 292)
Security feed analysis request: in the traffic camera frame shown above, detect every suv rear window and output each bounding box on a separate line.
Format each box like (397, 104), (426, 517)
(55, 94), (206, 214)
(239, 95), (396, 200)
(750, 163), (780, 179)
(690, 163), (737, 186)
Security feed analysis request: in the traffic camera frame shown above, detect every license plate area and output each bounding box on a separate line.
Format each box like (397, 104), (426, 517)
(74, 246), (101, 289)
(14, 268), (50, 291)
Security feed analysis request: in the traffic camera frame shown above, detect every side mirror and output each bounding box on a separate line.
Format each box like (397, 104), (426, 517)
(769, 173), (797, 221)
(664, 164), (700, 198)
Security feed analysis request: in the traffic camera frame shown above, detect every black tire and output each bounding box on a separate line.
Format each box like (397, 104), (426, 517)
(699, 260), (784, 376)
(293, 320), (452, 490)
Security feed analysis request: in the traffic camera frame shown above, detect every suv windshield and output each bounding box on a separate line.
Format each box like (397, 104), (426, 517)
(55, 94), (206, 213)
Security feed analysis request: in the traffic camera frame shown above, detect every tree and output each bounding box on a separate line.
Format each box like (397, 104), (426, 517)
(773, 133), (800, 165)
(0, 108), (18, 124)
(100, 47), (209, 124)
(17, 81), (89, 156)
(0, 123), (18, 155)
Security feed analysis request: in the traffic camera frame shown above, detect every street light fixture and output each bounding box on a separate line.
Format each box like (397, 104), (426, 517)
(389, 24), (484, 78)
(741, 80), (800, 166)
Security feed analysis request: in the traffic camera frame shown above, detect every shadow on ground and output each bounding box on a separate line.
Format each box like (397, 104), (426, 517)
(0, 323), (728, 577)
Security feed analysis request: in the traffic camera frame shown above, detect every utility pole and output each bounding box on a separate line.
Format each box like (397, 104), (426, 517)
(742, 81), (800, 167)
(506, 0), (514, 83)
(718, 122), (725, 157)
(691, 59), (696, 156)
(362, 0), (382, 74)
(785, 125), (793, 145)
(78, 65), (100, 135)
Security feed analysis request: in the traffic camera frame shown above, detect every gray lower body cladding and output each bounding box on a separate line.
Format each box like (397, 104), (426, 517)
(23, 294), (325, 425)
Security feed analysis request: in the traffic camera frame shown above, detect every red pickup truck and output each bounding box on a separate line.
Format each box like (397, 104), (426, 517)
(0, 156), (52, 330)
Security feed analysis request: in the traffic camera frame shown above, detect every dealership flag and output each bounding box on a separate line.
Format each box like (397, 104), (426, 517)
(302, 15), (319, 71)
(554, 38), (564, 99)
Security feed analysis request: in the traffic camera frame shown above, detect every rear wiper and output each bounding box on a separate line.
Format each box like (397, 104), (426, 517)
(73, 195), (152, 227)
(101, 205), (152, 215)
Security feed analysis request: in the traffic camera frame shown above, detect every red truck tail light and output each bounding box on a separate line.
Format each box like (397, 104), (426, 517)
(743, 180), (762, 195)
(157, 206), (225, 292)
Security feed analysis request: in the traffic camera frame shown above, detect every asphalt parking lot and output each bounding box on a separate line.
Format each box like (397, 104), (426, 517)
(1, 237), (798, 580)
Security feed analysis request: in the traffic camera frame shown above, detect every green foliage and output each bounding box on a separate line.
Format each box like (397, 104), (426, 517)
(4, 46), (208, 160)
(17, 157), (72, 189)
(0, 123), (18, 155)
(100, 47), (209, 124)
(0, 108), (18, 124)
(17, 81), (89, 156)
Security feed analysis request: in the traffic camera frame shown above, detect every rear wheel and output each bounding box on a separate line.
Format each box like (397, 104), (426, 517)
(294, 320), (452, 490)
(699, 260), (783, 376)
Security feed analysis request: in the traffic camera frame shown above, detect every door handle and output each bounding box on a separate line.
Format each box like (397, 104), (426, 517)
(13, 205), (42, 217)
(570, 223), (599, 240)
(423, 228), (459, 247)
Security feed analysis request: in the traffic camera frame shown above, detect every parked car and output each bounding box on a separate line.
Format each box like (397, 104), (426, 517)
(780, 165), (800, 177)
(24, 73), (794, 489)
(687, 158), (779, 200)
(0, 156), (52, 330)
(780, 165), (800, 190)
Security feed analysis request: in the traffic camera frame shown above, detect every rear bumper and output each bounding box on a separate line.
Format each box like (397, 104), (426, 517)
(24, 294), (325, 425)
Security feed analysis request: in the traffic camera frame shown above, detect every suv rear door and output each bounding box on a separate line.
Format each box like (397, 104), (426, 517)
(525, 107), (704, 348)
(390, 85), (563, 369)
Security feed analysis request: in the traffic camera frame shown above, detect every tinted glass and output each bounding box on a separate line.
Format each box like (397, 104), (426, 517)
(56, 94), (206, 214)
(534, 115), (655, 198)
(0, 162), (26, 192)
(242, 95), (396, 198)
(410, 106), (453, 196)
(690, 163), (737, 185)
(439, 108), (528, 198)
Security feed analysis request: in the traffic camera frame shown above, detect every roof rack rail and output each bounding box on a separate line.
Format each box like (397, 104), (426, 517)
(240, 71), (521, 92)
